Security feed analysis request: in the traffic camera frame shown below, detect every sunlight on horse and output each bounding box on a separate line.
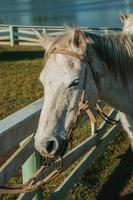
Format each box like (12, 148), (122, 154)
(34, 26), (133, 158)
(119, 11), (133, 33)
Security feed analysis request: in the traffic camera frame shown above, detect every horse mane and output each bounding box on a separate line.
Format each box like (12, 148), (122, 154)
(86, 32), (133, 86)
(43, 26), (133, 86)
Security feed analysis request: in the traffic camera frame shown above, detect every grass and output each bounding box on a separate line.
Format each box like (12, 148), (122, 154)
(0, 46), (44, 119)
(0, 46), (133, 200)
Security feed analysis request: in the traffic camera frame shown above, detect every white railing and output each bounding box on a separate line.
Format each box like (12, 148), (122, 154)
(0, 24), (122, 47)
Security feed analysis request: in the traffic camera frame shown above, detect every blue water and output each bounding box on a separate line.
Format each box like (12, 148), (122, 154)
(0, 0), (133, 28)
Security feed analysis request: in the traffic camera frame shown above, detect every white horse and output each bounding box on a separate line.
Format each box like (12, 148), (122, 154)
(34, 27), (133, 158)
(118, 11), (133, 152)
(119, 11), (133, 33)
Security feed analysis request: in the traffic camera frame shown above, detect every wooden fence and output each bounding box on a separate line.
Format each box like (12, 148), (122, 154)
(0, 24), (122, 47)
(0, 96), (121, 200)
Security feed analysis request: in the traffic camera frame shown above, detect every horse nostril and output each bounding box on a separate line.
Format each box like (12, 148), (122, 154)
(46, 140), (57, 154)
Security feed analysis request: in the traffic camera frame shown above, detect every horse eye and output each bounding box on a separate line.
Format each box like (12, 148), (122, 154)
(68, 79), (80, 88)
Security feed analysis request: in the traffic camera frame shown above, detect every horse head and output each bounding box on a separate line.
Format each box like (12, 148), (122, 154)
(34, 27), (104, 158)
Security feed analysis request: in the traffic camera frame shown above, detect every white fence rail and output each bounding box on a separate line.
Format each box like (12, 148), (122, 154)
(0, 96), (121, 200)
(0, 24), (122, 47)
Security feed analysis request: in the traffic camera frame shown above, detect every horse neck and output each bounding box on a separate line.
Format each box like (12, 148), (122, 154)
(99, 74), (133, 117)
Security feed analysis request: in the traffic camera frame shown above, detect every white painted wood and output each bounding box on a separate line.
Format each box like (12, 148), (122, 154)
(0, 28), (9, 33)
(0, 98), (43, 155)
(18, 37), (38, 42)
(0, 25), (121, 46)
(91, 122), (96, 136)
(9, 25), (15, 46)
(0, 42), (10, 45)
(0, 135), (34, 185)
(0, 36), (10, 40)
(19, 42), (40, 46)
(18, 30), (35, 35)
(21, 151), (43, 200)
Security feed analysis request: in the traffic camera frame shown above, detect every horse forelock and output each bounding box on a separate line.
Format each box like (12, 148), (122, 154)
(44, 26), (86, 55)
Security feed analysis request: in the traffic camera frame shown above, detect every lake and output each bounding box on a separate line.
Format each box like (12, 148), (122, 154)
(0, 0), (133, 28)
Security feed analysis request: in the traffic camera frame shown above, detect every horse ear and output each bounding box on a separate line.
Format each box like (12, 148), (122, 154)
(71, 29), (86, 51)
(33, 29), (54, 50)
(119, 11), (128, 22)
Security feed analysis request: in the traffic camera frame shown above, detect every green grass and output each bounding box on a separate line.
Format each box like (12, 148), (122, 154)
(0, 46), (133, 200)
(0, 47), (44, 119)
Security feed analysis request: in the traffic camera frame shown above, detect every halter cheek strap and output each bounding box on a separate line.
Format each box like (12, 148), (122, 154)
(52, 49), (97, 121)
(43, 47), (97, 141)
(66, 66), (97, 142)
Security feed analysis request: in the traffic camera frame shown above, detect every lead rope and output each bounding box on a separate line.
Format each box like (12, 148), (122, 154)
(0, 157), (63, 194)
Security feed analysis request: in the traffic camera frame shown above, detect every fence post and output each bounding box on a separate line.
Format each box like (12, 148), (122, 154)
(9, 25), (18, 46)
(42, 28), (47, 34)
(9, 25), (15, 46)
(91, 122), (96, 136)
(21, 139), (43, 200)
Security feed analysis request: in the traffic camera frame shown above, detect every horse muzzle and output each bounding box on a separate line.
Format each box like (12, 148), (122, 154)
(35, 135), (68, 158)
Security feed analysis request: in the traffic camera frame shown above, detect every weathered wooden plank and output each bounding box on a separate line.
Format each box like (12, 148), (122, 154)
(0, 98), (43, 155)
(19, 42), (40, 46)
(23, 150), (43, 200)
(18, 30), (35, 35)
(48, 32), (65, 36)
(0, 36), (10, 40)
(18, 37), (38, 42)
(16, 25), (63, 29)
(17, 152), (44, 200)
(0, 25), (9, 28)
(0, 28), (9, 33)
(0, 135), (34, 185)
(48, 124), (121, 200)
(91, 121), (96, 136)
(0, 42), (10, 45)
(0, 24), (122, 30)
(9, 25), (15, 46)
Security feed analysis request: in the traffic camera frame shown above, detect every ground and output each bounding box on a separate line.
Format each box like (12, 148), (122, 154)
(0, 46), (133, 200)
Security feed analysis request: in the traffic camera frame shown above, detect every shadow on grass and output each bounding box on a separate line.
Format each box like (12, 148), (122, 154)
(97, 148), (133, 200)
(120, 193), (133, 200)
(0, 51), (44, 61)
